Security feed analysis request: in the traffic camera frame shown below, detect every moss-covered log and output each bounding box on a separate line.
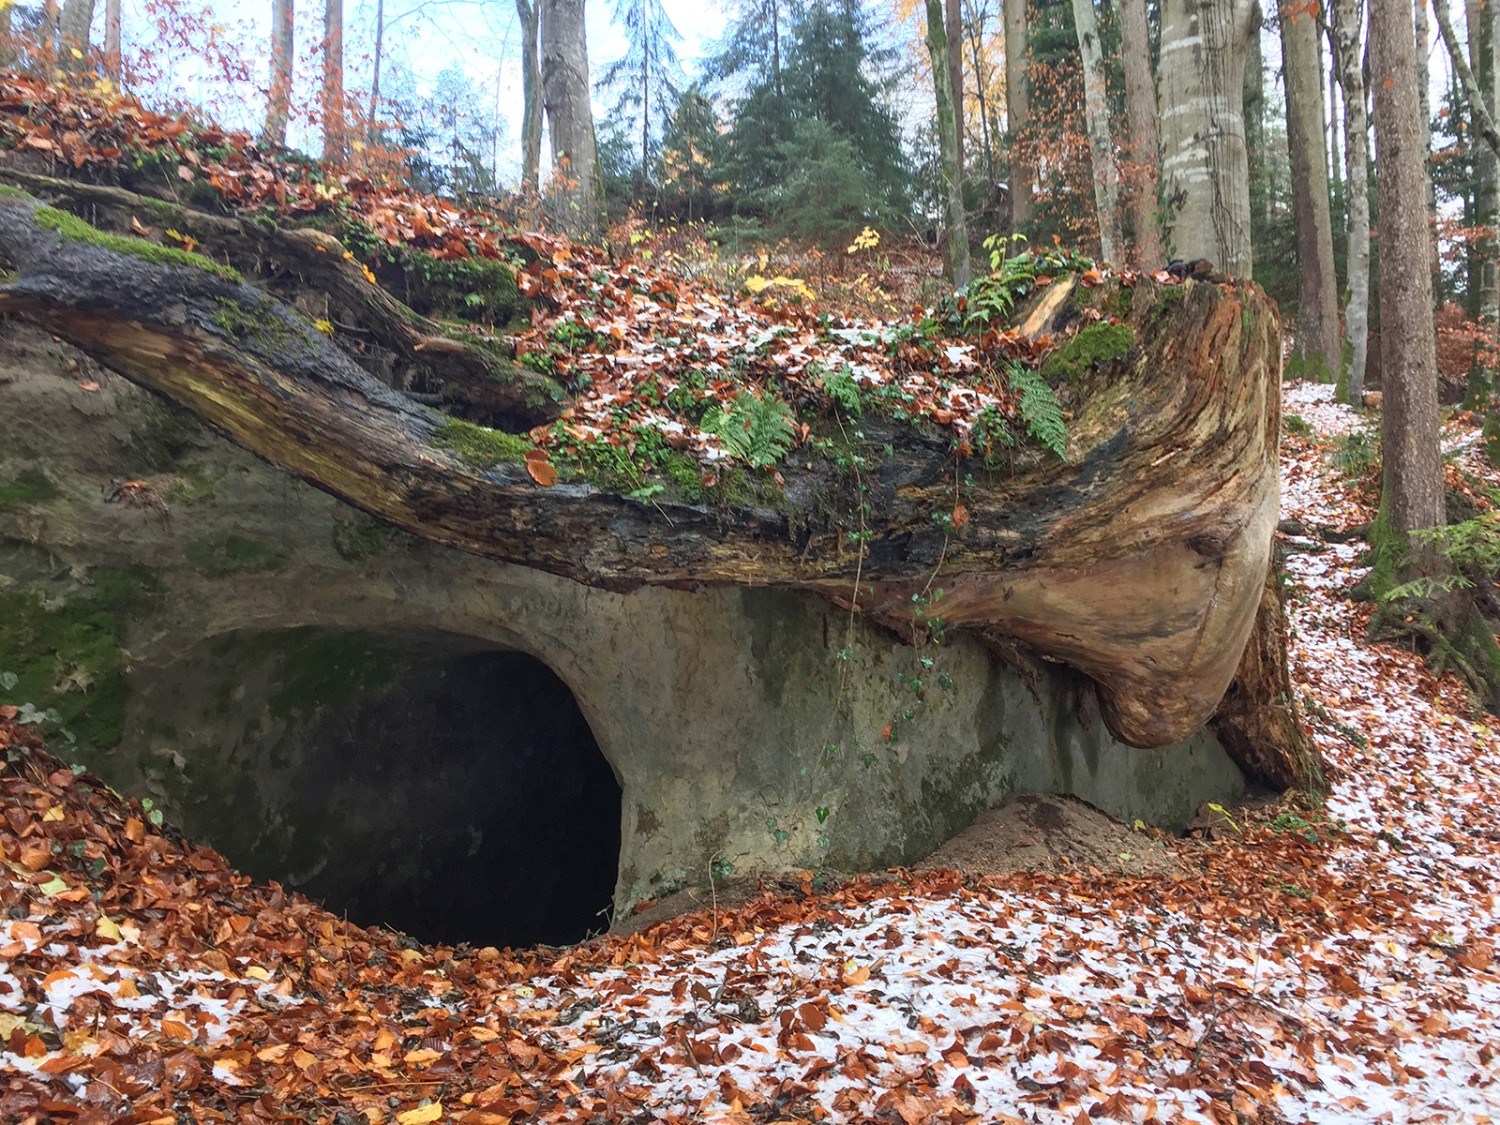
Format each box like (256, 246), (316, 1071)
(0, 187), (1304, 775)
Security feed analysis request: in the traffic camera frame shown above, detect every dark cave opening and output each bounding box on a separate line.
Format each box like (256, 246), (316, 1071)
(291, 647), (622, 949)
(152, 632), (622, 950)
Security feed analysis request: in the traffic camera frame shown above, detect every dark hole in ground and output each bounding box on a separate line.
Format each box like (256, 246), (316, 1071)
(138, 630), (621, 949)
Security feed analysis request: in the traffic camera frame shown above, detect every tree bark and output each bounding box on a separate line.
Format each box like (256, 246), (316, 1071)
(1332, 0), (1370, 405)
(1072, 0), (1121, 263)
(57, 0), (94, 73)
(1372, 0), (1445, 542)
(323, 0), (346, 163)
(1158, 0), (1259, 278)
(517, 0), (544, 194)
(0, 185), (1287, 755)
(367, 0), (383, 146)
(541, 0), (601, 238)
(1119, 0), (1164, 268)
(945, 0), (965, 178)
(1002, 0), (1032, 231)
(265, 0), (294, 149)
(102, 0), (120, 83)
(927, 0), (972, 287)
(1280, 0), (1340, 383)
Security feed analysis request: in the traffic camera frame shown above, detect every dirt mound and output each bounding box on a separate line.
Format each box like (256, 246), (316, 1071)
(916, 792), (1181, 878)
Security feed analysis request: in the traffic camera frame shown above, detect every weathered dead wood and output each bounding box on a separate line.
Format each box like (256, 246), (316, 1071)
(0, 189), (1288, 759)
(0, 165), (564, 429)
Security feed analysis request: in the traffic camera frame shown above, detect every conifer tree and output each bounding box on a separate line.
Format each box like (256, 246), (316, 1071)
(598, 0), (684, 184)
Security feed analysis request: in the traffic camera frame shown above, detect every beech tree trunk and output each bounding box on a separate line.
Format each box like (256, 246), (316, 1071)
(57, 0), (94, 73)
(945, 0), (965, 178)
(1372, 0), (1445, 543)
(265, 0), (294, 148)
(0, 171), (1313, 786)
(103, 0), (120, 83)
(323, 0), (346, 163)
(517, 0), (544, 194)
(1072, 0), (1120, 263)
(541, 0), (601, 238)
(1281, 0), (1340, 383)
(927, 0), (972, 287)
(1002, 0), (1032, 231)
(1119, 0), (1164, 268)
(367, 0), (383, 144)
(1158, 0), (1259, 277)
(1333, 0), (1369, 404)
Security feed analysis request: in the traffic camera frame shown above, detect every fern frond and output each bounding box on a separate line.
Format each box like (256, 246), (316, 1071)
(821, 365), (863, 417)
(1381, 573), (1473, 603)
(707, 393), (795, 469)
(1006, 362), (1067, 459)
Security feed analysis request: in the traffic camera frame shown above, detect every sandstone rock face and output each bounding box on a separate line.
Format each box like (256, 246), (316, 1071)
(0, 326), (1244, 938)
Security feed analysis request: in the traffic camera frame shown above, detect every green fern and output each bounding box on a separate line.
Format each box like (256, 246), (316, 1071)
(1381, 573), (1474, 603)
(820, 364), (863, 417)
(1411, 513), (1500, 572)
(1006, 362), (1067, 459)
(705, 393), (796, 469)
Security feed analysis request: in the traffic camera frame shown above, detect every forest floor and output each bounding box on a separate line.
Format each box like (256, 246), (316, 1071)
(3, 384), (1499, 1124)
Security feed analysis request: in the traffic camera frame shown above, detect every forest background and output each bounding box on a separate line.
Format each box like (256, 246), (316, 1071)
(11, 0), (1500, 412)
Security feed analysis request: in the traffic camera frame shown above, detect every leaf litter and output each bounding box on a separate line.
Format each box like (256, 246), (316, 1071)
(2, 383), (1497, 1122)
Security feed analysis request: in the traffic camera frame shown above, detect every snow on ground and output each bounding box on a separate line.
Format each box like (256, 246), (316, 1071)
(2, 383), (1499, 1124)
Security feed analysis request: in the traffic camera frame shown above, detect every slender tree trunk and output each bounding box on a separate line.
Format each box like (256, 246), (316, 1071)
(927, 0), (972, 286)
(39, 0), (60, 74)
(1072, 0), (1121, 262)
(1281, 0), (1340, 382)
(963, 0), (995, 181)
(264, 0), (294, 148)
(945, 0), (965, 177)
(1333, 0), (1370, 404)
(57, 0), (94, 73)
(0, 4), (11, 68)
(323, 0), (346, 163)
(367, 0), (383, 145)
(1119, 0), (1163, 267)
(517, 0), (543, 193)
(1244, 2), (1270, 232)
(1417, 0), (1438, 245)
(541, 0), (602, 238)
(1158, 0), (1259, 278)
(103, 0), (120, 82)
(1371, 0), (1445, 542)
(1469, 0), (1499, 405)
(1002, 0), (1032, 231)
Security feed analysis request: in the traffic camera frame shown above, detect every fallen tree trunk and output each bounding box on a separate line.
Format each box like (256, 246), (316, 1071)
(0, 185), (1314, 782)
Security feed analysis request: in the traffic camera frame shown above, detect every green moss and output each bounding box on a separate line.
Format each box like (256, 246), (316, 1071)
(0, 566), (155, 749)
(207, 297), (300, 350)
(1284, 348), (1332, 384)
(1283, 414), (1314, 439)
(430, 418), (534, 467)
(33, 205), (242, 283)
(262, 630), (402, 719)
(0, 468), (60, 510)
(185, 534), (287, 576)
(331, 515), (413, 561)
(1041, 323), (1137, 381)
(400, 250), (528, 327)
(0, 184), (32, 202)
(1363, 499), (1405, 603)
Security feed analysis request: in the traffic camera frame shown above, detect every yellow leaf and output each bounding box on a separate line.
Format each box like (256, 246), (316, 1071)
(38, 874), (69, 896)
(42, 806), (64, 822)
(396, 1104), (443, 1125)
(95, 915), (121, 941)
(244, 965), (271, 980)
(313, 318), (334, 335)
(70, 47), (84, 59)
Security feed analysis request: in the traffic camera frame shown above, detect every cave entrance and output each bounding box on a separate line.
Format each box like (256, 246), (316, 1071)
(141, 629), (621, 949)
